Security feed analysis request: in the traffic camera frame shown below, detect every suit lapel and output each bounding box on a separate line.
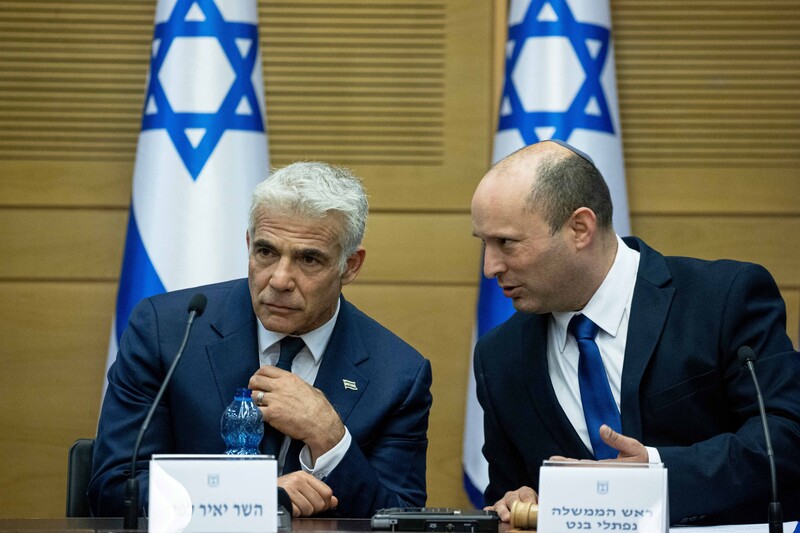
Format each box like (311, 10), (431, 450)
(206, 280), (261, 410)
(522, 314), (593, 457)
(312, 298), (368, 423)
(620, 238), (674, 440)
(283, 299), (367, 472)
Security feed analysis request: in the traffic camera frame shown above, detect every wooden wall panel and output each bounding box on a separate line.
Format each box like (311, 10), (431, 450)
(632, 216), (800, 347)
(361, 214), (480, 284)
(261, 2), (448, 168)
(260, 0), (493, 211)
(612, 0), (800, 167)
(342, 284), (478, 506)
(0, 161), (132, 208)
(0, 2), (152, 163)
(631, 216), (800, 288)
(0, 209), (127, 280)
(782, 290), (799, 349)
(628, 168), (800, 215)
(0, 0), (494, 211)
(0, 282), (116, 516)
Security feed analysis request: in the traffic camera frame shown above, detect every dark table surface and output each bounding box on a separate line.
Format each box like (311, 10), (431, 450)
(0, 517), (376, 532)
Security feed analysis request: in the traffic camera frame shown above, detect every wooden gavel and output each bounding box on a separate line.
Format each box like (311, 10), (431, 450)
(510, 500), (539, 530)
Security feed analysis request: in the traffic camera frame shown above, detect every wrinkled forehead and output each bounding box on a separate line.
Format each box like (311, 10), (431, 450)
(256, 201), (344, 224)
(253, 205), (345, 239)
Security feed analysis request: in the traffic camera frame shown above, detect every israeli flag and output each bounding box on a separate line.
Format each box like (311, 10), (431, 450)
(105, 0), (269, 380)
(462, 0), (630, 506)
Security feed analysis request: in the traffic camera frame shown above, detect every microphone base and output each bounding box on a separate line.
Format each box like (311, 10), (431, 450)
(278, 508), (292, 531)
(277, 487), (292, 531)
(768, 501), (783, 533)
(123, 477), (140, 531)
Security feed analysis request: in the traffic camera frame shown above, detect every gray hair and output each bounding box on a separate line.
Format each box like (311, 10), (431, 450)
(526, 151), (613, 234)
(248, 161), (369, 272)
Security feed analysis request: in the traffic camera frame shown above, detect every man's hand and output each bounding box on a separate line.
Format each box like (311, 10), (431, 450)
(598, 424), (648, 462)
(278, 471), (338, 517)
(484, 486), (538, 523)
(249, 366), (345, 463)
(550, 424), (649, 463)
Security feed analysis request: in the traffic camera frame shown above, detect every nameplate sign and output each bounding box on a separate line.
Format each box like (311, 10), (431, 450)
(537, 461), (668, 533)
(149, 454), (277, 533)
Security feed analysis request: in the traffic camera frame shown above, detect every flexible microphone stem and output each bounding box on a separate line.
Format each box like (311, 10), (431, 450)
(123, 294), (207, 530)
(738, 346), (783, 533)
(744, 360), (779, 506)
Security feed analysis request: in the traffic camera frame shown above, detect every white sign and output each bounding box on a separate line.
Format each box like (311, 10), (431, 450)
(537, 461), (668, 533)
(149, 454), (277, 533)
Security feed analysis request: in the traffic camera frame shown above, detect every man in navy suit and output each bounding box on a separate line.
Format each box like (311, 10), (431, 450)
(90, 162), (432, 518)
(471, 140), (800, 525)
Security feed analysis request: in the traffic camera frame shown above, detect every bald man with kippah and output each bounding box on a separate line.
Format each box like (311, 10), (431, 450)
(471, 140), (800, 525)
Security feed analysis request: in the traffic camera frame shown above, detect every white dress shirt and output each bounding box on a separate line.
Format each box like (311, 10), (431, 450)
(547, 235), (660, 462)
(257, 299), (352, 478)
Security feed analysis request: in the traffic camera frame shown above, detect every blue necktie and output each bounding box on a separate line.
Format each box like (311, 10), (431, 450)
(262, 336), (305, 459)
(569, 314), (622, 460)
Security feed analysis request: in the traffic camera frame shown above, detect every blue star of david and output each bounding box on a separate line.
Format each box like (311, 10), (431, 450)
(141, 0), (264, 180)
(499, 0), (614, 143)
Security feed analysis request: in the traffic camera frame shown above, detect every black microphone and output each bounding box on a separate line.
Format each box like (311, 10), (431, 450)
(737, 346), (783, 533)
(277, 486), (292, 527)
(123, 293), (207, 530)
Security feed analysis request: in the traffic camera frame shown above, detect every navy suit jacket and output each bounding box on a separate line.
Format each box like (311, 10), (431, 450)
(89, 279), (432, 518)
(475, 237), (800, 525)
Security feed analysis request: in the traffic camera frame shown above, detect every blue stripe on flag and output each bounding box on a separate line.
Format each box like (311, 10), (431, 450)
(114, 207), (165, 345)
(464, 471), (487, 509)
(463, 266), (516, 509)
(477, 272), (516, 337)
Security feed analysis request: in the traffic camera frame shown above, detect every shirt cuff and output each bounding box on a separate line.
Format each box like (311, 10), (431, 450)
(299, 428), (352, 479)
(645, 446), (661, 464)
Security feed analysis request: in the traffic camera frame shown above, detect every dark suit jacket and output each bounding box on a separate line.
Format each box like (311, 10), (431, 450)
(89, 279), (432, 518)
(475, 237), (800, 525)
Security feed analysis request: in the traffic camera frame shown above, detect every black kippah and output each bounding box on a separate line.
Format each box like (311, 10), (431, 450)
(545, 139), (595, 166)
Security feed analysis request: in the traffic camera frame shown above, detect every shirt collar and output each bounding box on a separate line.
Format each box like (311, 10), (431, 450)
(552, 235), (640, 351)
(256, 298), (341, 364)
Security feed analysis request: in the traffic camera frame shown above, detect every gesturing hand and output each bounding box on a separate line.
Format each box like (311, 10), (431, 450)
(249, 365), (345, 463)
(550, 424), (649, 463)
(597, 424), (648, 463)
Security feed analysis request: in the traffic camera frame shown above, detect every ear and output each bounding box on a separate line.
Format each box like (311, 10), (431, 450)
(568, 207), (597, 250)
(245, 229), (251, 251)
(340, 247), (366, 285)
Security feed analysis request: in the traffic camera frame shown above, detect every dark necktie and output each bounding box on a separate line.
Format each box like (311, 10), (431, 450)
(262, 336), (306, 459)
(276, 336), (305, 372)
(568, 314), (622, 460)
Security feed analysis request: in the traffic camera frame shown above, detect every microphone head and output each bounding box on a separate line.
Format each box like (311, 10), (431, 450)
(187, 293), (208, 317)
(737, 345), (756, 366)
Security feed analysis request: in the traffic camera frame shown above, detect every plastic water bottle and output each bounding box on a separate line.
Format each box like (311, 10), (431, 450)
(221, 388), (264, 455)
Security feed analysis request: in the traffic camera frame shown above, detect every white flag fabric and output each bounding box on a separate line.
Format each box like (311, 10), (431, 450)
(462, 0), (630, 506)
(105, 0), (269, 383)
